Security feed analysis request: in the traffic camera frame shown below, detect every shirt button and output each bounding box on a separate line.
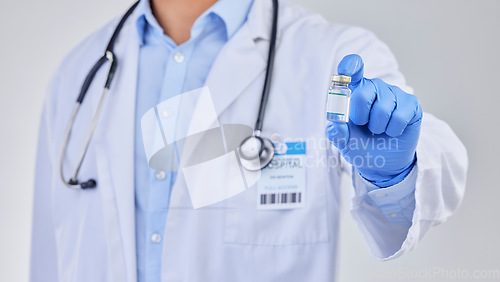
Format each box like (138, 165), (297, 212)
(390, 212), (399, 218)
(151, 233), (162, 243)
(155, 171), (166, 180)
(161, 108), (173, 118)
(174, 52), (184, 63)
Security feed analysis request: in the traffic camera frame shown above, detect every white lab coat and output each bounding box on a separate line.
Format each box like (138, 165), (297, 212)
(30, 0), (468, 281)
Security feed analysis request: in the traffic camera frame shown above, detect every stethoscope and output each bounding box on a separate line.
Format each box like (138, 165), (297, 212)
(60, 0), (279, 189)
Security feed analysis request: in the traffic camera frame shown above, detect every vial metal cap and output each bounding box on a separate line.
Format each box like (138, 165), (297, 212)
(331, 75), (351, 84)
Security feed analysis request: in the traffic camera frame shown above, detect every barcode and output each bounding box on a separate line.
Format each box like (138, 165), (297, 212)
(260, 192), (302, 205)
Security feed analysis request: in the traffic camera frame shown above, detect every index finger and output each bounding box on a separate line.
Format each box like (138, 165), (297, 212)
(337, 54), (364, 89)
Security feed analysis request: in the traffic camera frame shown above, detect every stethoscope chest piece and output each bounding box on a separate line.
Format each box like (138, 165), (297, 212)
(238, 136), (275, 171)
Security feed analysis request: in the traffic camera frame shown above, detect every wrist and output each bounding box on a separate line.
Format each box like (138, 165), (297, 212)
(356, 153), (417, 188)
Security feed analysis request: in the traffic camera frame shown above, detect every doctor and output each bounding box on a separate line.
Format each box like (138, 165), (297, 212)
(31, 0), (468, 281)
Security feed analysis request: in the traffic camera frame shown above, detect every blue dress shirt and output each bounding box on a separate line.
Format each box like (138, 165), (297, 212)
(133, 0), (254, 281)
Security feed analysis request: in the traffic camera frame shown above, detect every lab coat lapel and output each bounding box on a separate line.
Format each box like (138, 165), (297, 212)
(94, 22), (139, 282)
(204, 23), (267, 118)
(166, 0), (271, 211)
(161, 21), (271, 270)
(92, 1), (273, 278)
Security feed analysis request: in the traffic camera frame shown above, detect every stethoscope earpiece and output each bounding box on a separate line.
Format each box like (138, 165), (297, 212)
(66, 178), (97, 189)
(81, 179), (97, 189)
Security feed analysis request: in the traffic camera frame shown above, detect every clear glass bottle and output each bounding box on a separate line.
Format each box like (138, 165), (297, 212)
(326, 74), (352, 122)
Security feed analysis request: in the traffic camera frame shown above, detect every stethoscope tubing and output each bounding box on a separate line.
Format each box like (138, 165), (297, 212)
(255, 0), (278, 135)
(60, 0), (278, 189)
(59, 1), (139, 189)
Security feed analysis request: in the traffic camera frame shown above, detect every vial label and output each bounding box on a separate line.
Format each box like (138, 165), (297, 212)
(326, 92), (349, 122)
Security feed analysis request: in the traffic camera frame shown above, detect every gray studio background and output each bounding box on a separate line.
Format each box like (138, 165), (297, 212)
(0, 0), (498, 281)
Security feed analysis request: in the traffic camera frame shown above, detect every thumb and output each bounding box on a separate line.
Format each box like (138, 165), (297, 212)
(325, 122), (349, 151)
(337, 54), (364, 89)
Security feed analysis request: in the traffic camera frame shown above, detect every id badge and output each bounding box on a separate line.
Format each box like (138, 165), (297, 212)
(257, 142), (306, 210)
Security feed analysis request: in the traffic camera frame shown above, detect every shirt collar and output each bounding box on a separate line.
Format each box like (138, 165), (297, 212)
(209, 0), (254, 39)
(135, 0), (163, 45)
(135, 0), (254, 46)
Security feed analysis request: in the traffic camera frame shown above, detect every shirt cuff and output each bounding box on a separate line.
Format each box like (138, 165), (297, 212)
(354, 165), (417, 227)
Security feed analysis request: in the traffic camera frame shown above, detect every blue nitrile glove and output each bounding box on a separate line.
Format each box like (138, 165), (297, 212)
(325, 54), (422, 187)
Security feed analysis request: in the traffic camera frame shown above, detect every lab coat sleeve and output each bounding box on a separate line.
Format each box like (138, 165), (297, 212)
(355, 167), (417, 227)
(332, 27), (468, 260)
(30, 75), (60, 282)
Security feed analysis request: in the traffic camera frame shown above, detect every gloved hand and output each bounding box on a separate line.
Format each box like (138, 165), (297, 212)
(325, 54), (422, 187)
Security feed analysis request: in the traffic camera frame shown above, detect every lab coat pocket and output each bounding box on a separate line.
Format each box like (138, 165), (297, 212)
(223, 145), (330, 246)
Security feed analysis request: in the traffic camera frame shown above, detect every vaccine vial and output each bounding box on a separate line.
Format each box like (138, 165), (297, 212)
(326, 74), (352, 122)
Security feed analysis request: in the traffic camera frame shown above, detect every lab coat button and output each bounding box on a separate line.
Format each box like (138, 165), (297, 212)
(155, 171), (166, 180)
(174, 52), (184, 63)
(162, 109), (173, 118)
(151, 233), (162, 243)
